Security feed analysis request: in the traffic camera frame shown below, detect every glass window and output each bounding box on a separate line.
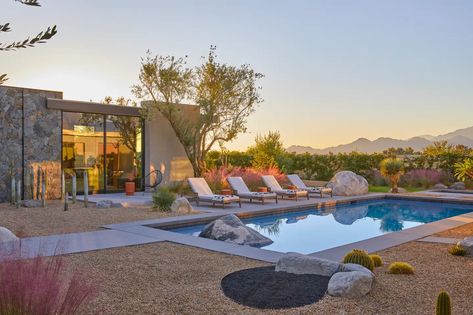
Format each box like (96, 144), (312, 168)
(105, 115), (143, 191)
(62, 112), (105, 193)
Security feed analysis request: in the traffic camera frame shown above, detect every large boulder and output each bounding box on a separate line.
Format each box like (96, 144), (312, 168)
(171, 197), (195, 214)
(327, 171), (369, 196)
(449, 182), (466, 190)
(332, 205), (368, 225)
(458, 237), (473, 256)
(327, 270), (374, 298)
(342, 263), (375, 277)
(275, 252), (343, 277)
(0, 227), (19, 242)
(199, 214), (273, 247)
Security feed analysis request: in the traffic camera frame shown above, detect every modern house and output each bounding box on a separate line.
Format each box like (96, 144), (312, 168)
(0, 85), (196, 202)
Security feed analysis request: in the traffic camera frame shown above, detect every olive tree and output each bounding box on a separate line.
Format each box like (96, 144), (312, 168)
(1, 0), (57, 84)
(133, 46), (264, 176)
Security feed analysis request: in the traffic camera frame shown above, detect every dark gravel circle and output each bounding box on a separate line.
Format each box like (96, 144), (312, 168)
(221, 266), (329, 309)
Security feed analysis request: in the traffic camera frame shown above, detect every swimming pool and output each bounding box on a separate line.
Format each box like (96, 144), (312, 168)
(170, 199), (473, 254)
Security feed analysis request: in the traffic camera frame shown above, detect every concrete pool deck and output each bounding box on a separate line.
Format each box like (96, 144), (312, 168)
(5, 191), (473, 262)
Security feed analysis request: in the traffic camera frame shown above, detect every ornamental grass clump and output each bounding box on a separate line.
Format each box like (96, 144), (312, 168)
(387, 261), (414, 274)
(369, 254), (383, 267)
(436, 290), (452, 315)
(152, 187), (176, 212)
(448, 244), (467, 256)
(342, 249), (374, 271)
(0, 255), (95, 315)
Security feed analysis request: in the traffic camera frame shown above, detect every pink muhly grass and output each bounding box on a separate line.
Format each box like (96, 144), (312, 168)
(204, 166), (288, 192)
(0, 254), (95, 315)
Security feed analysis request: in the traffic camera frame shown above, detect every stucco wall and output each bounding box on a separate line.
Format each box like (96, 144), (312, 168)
(0, 86), (63, 202)
(145, 104), (198, 185)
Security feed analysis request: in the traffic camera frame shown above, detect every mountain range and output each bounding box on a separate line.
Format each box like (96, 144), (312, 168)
(287, 126), (473, 154)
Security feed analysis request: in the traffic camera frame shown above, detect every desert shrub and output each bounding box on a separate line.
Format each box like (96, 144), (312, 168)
(380, 158), (404, 193)
(436, 290), (451, 315)
(167, 181), (192, 196)
(152, 187), (176, 211)
(387, 262), (414, 274)
(342, 249), (374, 271)
(0, 254), (95, 314)
(448, 244), (467, 256)
(369, 254), (383, 267)
(400, 168), (447, 188)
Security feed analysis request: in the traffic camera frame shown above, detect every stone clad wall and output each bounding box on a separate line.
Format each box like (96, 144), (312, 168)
(0, 86), (63, 202)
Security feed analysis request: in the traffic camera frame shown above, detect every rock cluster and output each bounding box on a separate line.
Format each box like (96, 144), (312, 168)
(275, 252), (375, 298)
(199, 214), (273, 247)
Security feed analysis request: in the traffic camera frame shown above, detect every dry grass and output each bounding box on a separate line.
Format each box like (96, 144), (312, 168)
(0, 201), (192, 237)
(64, 241), (473, 315)
(435, 222), (473, 239)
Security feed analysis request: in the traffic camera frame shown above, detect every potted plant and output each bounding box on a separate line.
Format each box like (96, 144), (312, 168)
(125, 169), (137, 196)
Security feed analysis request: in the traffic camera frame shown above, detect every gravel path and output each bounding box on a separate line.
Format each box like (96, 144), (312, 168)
(0, 201), (192, 237)
(64, 241), (473, 315)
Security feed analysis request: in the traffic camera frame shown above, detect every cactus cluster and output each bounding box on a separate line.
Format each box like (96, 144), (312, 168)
(448, 244), (467, 256)
(369, 254), (383, 267)
(387, 262), (414, 274)
(343, 249), (374, 271)
(436, 291), (451, 315)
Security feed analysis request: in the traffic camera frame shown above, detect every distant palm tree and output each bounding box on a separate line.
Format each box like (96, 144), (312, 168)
(380, 158), (404, 193)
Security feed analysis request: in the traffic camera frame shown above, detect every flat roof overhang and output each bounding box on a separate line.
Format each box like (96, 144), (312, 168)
(47, 98), (141, 117)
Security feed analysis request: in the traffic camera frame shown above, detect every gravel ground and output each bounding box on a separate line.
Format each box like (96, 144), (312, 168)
(64, 241), (473, 315)
(0, 201), (192, 237)
(435, 222), (473, 239)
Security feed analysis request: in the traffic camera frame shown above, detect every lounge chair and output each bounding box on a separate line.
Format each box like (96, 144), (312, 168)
(187, 177), (241, 208)
(227, 177), (278, 204)
(287, 174), (333, 198)
(261, 175), (309, 200)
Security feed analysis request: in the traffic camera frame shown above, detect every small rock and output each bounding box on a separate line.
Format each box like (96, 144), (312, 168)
(199, 214), (273, 247)
(388, 187), (407, 193)
(327, 270), (373, 298)
(449, 182), (466, 190)
(171, 197), (195, 214)
(458, 237), (473, 256)
(0, 227), (19, 242)
(275, 252), (343, 277)
(22, 200), (42, 208)
(433, 183), (448, 190)
(96, 200), (113, 208)
(327, 171), (369, 196)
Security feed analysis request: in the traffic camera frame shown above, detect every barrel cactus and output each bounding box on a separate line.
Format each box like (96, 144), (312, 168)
(343, 249), (374, 271)
(436, 291), (451, 315)
(448, 244), (467, 256)
(387, 262), (414, 274)
(369, 254), (383, 267)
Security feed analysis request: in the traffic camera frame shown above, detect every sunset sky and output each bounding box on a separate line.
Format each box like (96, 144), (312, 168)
(2, 0), (473, 150)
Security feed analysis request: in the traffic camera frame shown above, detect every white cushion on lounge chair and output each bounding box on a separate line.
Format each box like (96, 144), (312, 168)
(227, 177), (251, 194)
(287, 174), (332, 193)
(262, 175), (307, 196)
(199, 194), (240, 203)
(187, 178), (213, 196)
(238, 191), (278, 198)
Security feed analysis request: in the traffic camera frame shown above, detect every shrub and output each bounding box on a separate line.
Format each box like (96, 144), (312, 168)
(401, 168), (447, 188)
(369, 254), (383, 267)
(436, 290), (452, 315)
(0, 254), (95, 314)
(152, 187), (176, 211)
(387, 262), (414, 274)
(342, 249), (374, 271)
(448, 244), (467, 256)
(167, 181), (192, 196)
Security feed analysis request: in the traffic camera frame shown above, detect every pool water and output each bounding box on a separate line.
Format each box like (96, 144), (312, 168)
(170, 199), (473, 254)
